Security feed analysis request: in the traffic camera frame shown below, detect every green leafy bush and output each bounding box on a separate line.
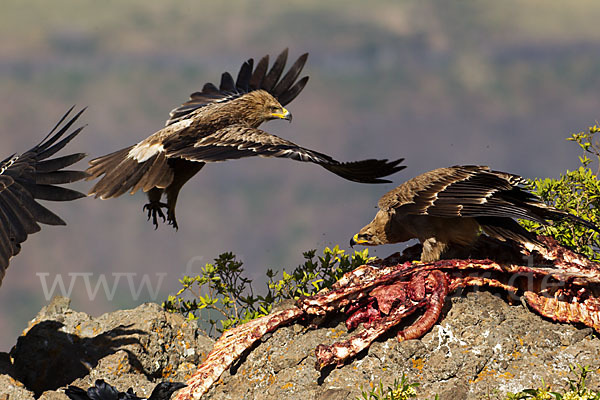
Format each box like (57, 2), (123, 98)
(162, 246), (372, 336)
(520, 125), (600, 260)
(358, 374), (422, 400)
(505, 365), (599, 400)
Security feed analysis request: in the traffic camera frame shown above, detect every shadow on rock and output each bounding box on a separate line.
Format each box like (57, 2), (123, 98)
(10, 320), (145, 396)
(1, 296), (214, 398)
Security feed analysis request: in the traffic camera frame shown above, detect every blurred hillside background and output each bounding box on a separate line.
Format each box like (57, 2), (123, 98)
(1, 0), (600, 350)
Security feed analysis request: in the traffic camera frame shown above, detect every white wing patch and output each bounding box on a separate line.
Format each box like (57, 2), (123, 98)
(168, 118), (193, 131)
(129, 119), (193, 162)
(128, 142), (165, 163)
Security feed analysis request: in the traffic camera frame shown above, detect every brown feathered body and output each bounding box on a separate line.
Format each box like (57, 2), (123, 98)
(88, 91), (299, 226)
(0, 107), (87, 286)
(351, 165), (600, 262)
(87, 50), (405, 229)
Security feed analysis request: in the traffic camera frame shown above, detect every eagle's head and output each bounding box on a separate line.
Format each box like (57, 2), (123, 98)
(237, 90), (292, 127)
(350, 230), (386, 248)
(350, 210), (391, 248)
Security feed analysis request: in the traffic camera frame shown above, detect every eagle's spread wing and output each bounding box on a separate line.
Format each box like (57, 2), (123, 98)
(165, 125), (405, 184)
(385, 166), (542, 219)
(381, 164), (599, 235)
(166, 49), (308, 126)
(0, 107), (87, 285)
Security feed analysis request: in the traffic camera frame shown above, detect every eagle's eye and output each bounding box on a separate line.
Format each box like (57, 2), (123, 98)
(269, 105), (280, 112)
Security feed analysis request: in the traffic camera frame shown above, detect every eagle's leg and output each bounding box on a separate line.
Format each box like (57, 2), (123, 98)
(143, 188), (168, 229)
(164, 160), (205, 230)
(421, 237), (474, 262)
(420, 237), (451, 262)
(167, 205), (178, 230)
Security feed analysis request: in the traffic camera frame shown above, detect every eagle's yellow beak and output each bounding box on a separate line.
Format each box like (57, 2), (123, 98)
(271, 107), (292, 122)
(350, 233), (367, 247)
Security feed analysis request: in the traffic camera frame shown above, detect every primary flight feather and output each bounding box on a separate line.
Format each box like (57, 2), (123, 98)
(0, 107), (87, 286)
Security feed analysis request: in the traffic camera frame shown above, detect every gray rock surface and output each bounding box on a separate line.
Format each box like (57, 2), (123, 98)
(0, 292), (599, 400)
(200, 291), (600, 400)
(0, 296), (213, 399)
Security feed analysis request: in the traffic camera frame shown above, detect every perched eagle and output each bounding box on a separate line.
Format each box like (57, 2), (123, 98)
(350, 165), (600, 262)
(0, 107), (87, 286)
(87, 49), (405, 229)
(66, 379), (186, 400)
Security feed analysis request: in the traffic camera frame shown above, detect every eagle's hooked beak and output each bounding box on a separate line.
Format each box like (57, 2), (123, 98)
(350, 233), (362, 248)
(271, 107), (292, 122)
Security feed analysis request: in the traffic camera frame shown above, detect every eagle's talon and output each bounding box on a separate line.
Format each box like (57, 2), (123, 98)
(167, 217), (179, 231)
(143, 202), (168, 229)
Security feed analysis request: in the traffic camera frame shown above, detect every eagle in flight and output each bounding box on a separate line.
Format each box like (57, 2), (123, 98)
(86, 49), (405, 229)
(351, 165), (600, 262)
(0, 107), (87, 286)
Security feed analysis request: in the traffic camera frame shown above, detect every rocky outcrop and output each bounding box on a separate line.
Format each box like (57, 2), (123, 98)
(0, 296), (213, 399)
(197, 291), (600, 400)
(1, 292), (599, 399)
